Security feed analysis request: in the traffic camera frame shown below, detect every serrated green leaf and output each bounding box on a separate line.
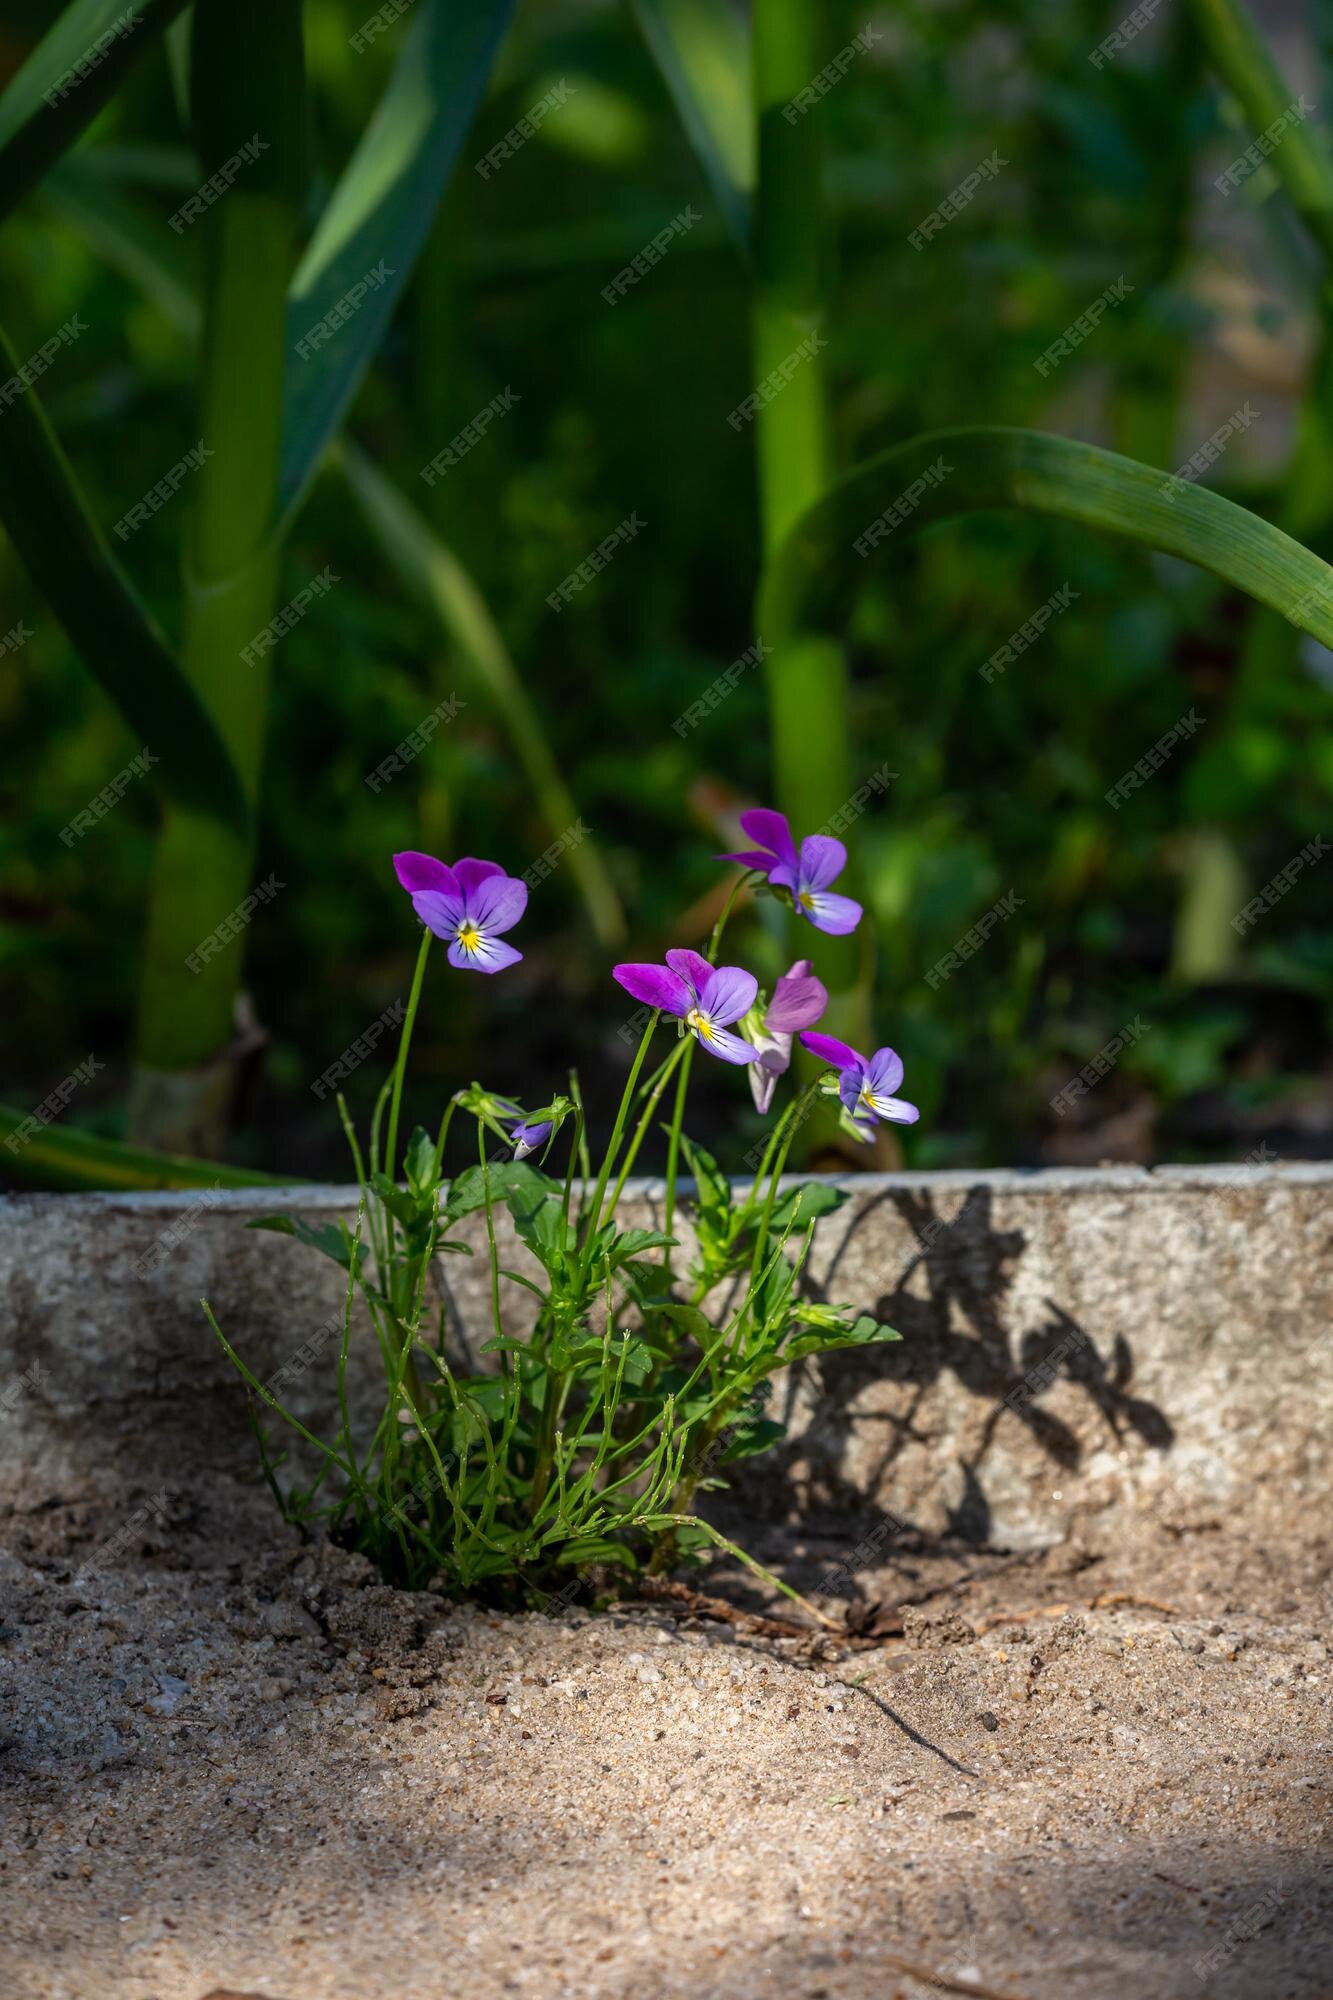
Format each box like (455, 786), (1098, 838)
(247, 1212), (365, 1273)
(768, 1182), (849, 1229)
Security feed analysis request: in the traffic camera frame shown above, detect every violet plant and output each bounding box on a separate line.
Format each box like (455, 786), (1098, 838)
(205, 819), (917, 1608)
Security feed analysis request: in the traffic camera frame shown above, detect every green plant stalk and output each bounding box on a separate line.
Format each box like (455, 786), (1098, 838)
(663, 868), (749, 1235)
(751, 0), (867, 1092)
(1189, 0), (1333, 265)
(385, 930), (434, 1187)
(129, 0), (305, 1153)
(578, 1014), (660, 1272)
(1181, 0), (1333, 974)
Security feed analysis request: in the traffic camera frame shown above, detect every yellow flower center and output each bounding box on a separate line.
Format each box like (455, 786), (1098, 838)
(457, 922), (481, 953)
(798, 890), (815, 911)
(685, 1007), (716, 1042)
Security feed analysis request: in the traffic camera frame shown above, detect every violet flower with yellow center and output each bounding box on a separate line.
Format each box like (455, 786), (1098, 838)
(799, 1031), (919, 1141)
(720, 808), (862, 936)
(612, 950), (759, 1064)
(393, 851), (527, 973)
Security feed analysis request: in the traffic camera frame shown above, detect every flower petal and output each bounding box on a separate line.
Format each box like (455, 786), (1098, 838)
(694, 1022), (758, 1064)
(394, 850), (459, 897)
(797, 835), (848, 891)
(765, 963), (828, 1032)
(798, 889), (863, 936)
(738, 808), (797, 865)
(838, 1069), (865, 1117)
(411, 887), (465, 938)
(612, 963), (690, 1015)
(464, 872), (527, 935)
(697, 964), (758, 1026)
(511, 1118), (553, 1158)
(748, 1045), (787, 1114)
(868, 1093), (919, 1125)
(865, 1047), (905, 1096)
(454, 856), (506, 894)
(447, 933), (523, 974)
(717, 848), (778, 872)
(664, 947), (714, 997)
(800, 1031), (863, 1071)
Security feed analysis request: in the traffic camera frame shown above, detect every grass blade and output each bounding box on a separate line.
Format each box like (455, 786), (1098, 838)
(0, 316), (245, 829)
(630, 0), (754, 253)
(279, 0), (515, 523)
(0, 1109), (291, 1191)
(0, 0), (191, 220)
(341, 441), (627, 946)
(760, 424), (1333, 651)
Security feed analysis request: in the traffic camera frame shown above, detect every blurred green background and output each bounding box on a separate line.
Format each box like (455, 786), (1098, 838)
(1, 0), (1330, 1181)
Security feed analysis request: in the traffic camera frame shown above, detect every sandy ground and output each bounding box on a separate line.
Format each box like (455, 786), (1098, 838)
(1, 1475), (1330, 2000)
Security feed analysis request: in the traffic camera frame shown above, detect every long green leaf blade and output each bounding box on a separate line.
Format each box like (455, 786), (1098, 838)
(279, 0), (515, 520)
(760, 425), (1333, 651)
(0, 0), (191, 220)
(0, 1108), (291, 1191)
(0, 318), (247, 829)
(630, 0), (754, 253)
(341, 442), (627, 946)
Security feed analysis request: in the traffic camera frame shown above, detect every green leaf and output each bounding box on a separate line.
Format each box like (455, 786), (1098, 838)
(0, 0), (192, 222)
(444, 1159), (555, 1223)
(247, 1213), (365, 1273)
(641, 1299), (713, 1343)
(0, 1108), (290, 1191)
(341, 443), (626, 946)
(279, 0), (516, 521)
(760, 425), (1333, 655)
(508, 1187), (574, 1269)
(0, 319), (247, 831)
(717, 1417), (787, 1462)
(786, 1314), (900, 1361)
(369, 1172), (419, 1230)
(630, 0), (753, 253)
(403, 1126), (437, 1198)
(553, 1538), (639, 1571)
(767, 1182), (849, 1229)
(678, 1133), (731, 1219)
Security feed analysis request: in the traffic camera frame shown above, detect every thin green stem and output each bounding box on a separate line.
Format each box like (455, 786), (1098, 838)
(385, 927), (432, 1187)
(606, 1037), (690, 1221)
(579, 1013), (659, 1266)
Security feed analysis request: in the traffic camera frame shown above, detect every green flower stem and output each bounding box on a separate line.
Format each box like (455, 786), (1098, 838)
(663, 869), (752, 1238)
(384, 927), (433, 1190)
(745, 1079), (819, 1333)
(579, 1013), (659, 1274)
(605, 1036), (691, 1221)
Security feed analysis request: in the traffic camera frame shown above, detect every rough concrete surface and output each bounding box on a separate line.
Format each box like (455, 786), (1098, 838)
(0, 1171), (1329, 1998)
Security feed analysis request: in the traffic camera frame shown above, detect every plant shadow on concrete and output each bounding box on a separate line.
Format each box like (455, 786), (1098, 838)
(718, 1185), (1175, 1610)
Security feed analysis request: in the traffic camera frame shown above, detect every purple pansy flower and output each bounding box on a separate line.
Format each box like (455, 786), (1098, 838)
(508, 1114), (552, 1159)
(612, 949), (759, 1064)
(746, 960), (828, 1113)
(799, 1031), (919, 1141)
(393, 851), (527, 974)
(720, 808), (862, 937)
